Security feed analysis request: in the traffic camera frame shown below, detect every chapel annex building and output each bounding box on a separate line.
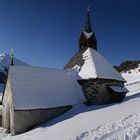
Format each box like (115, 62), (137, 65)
(2, 9), (128, 135)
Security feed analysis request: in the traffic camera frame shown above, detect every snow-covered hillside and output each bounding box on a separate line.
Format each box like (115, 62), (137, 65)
(122, 64), (140, 94)
(0, 53), (29, 95)
(0, 53), (29, 73)
(3, 63), (140, 140)
(4, 97), (140, 140)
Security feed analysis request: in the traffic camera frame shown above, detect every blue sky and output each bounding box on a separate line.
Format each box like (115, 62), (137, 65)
(0, 0), (140, 68)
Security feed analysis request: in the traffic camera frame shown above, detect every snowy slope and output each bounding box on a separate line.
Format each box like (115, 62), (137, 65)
(4, 96), (140, 140)
(4, 63), (140, 140)
(3, 64), (140, 140)
(122, 64), (140, 93)
(0, 53), (29, 96)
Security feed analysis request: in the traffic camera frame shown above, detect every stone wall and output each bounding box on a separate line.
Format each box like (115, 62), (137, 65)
(78, 78), (124, 105)
(13, 106), (71, 135)
(2, 73), (72, 135)
(2, 73), (15, 134)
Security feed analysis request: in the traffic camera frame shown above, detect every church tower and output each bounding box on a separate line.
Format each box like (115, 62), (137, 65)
(79, 8), (97, 50)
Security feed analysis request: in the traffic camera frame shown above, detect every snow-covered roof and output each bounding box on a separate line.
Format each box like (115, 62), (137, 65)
(9, 66), (86, 110)
(83, 31), (93, 38)
(109, 86), (128, 93)
(78, 48), (126, 82)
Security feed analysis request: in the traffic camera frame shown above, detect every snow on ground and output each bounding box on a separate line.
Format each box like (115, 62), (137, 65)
(122, 64), (140, 94)
(0, 128), (7, 140)
(76, 114), (140, 140)
(2, 65), (140, 140)
(4, 91), (140, 140)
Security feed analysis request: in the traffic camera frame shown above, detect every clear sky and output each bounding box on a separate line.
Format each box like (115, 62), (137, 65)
(0, 0), (140, 68)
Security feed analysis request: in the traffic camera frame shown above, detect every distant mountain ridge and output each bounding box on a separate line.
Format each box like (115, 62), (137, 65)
(0, 53), (29, 72)
(0, 53), (29, 84)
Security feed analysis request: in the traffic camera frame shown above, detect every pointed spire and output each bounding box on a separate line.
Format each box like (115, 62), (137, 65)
(10, 48), (14, 66)
(79, 7), (97, 51)
(83, 6), (93, 33)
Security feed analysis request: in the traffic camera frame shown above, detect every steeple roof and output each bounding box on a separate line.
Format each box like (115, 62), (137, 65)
(64, 48), (125, 82)
(78, 48), (126, 82)
(79, 7), (97, 50)
(83, 7), (93, 33)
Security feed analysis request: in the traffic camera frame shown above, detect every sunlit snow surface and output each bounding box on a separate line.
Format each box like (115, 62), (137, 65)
(9, 66), (85, 109)
(0, 55), (139, 140)
(122, 64), (140, 93)
(3, 64), (140, 140)
(78, 48), (125, 82)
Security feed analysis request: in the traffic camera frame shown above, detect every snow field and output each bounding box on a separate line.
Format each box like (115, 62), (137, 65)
(1, 53), (140, 140)
(76, 114), (140, 140)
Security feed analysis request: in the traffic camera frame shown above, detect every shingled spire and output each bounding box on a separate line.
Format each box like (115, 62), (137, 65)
(83, 7), (93, 33)
(79, 7), (97, 51)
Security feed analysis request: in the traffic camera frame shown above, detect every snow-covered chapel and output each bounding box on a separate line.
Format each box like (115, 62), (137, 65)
(64, 8), (128, 104)
(2, 8), (128, 135)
